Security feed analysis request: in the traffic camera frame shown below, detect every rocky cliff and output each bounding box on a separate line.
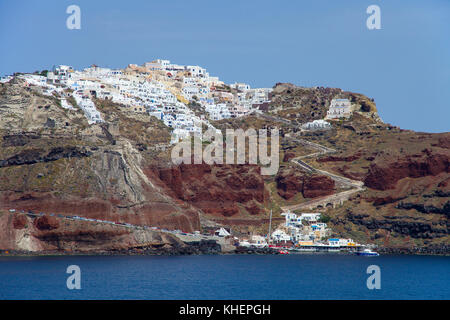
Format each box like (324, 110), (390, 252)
(0, 79), (448, 254)
(0, 80), (204, 254)
(276, 166), (335, 199)
(0, 211), (193, 254)
(149, 163), (267, 218)
(269, 83), (449, 253)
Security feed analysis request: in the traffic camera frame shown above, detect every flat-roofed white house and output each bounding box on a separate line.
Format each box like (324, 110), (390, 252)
(182, 86), (200, 100)
(271, 229), (291, 243)
(250, 235), (268, 248)
(230, 82), (250, 91)
(301, 119), (332, 131)
(18, 74), (47, 86)
(186, 65), (208, 78)
(326, 98), (352, 119)
(300, 213), (321, 222)
(48, 65), (74, 84)
(0, 75), (13, 83)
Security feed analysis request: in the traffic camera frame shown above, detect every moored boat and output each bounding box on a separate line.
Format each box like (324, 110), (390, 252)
(355, 248), (379, 256)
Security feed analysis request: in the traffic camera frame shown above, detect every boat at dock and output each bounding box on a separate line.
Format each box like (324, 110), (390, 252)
(355, 248), (379, 256)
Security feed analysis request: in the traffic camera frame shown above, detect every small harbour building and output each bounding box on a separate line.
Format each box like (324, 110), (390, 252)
(271, 229), (291, 244)
(215, 227), (231, 237)
(327, 238), (357, 246)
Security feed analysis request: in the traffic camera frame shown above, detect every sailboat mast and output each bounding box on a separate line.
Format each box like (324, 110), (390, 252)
(268, 209), (273, 245)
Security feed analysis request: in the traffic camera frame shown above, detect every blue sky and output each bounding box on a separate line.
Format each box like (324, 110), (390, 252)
(1, 0), (449, 133)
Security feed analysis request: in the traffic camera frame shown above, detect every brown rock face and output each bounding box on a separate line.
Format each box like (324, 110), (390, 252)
(0, 191), (200, 233)
(283, 152), (296, 162)
(433, 137), (450, 149)
(152, 163), (266, 217)
(1, 211), (191, 254)
(303, 175), (336, 198)
(12, 214), (27, 229)
(245, 202), (261, 215)
(34, 215), (59, 230)
(317, 151), (362, 163)
(364, 152), (450, 190)
(276, 168), (335, 199)
(276, 170), (304, 199)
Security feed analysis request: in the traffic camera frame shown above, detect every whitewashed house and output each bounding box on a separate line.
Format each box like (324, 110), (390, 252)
(48, 65), (74, 84)
(186, 65), (208, 78)
(326, 98), (352, 119)
(301, 119), (332, 131)
(300, 213), (321, 222)
(0, 75), (13, 83)
(230, 82), (251, 91)
(271, 229), (291, 243)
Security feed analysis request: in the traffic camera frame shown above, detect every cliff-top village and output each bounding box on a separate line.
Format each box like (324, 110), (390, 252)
(0, 59), (361, 253)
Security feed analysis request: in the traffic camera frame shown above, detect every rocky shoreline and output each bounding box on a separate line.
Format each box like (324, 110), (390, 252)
(377, 245), (450, 256)
(1, 243), (449, 257)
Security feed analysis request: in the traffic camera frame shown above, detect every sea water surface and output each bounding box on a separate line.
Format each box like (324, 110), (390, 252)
(0, 254), (448, 300)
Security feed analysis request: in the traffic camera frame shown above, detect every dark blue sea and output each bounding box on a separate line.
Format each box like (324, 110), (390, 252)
(0, 254), (448, 300)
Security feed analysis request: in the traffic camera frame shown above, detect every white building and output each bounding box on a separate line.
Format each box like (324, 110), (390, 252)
(328, 238), (356, 246)
(302, 119), (332, 131)
(72, 92), (103, 124)
(15, 59), (273, 143)
(282, 211), (321, 227)
(60, 98), (74, 110)
(271, 229), (291, 243)
(186, 65), (208, 78)
(47, 65), (74, 84)
(215, 227), (231, 237)
(0, 75), (13, 83)
(250, 235), (268, 248)
(326, 98), (352, 119)
(300, 213), (321, 222)
(230, 82), (250, 91)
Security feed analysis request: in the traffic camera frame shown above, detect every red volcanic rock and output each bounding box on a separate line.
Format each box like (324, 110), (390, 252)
(225, 175), (243, 190)
(335, 165), (366, 180)
(0, 190), (198, 232)
(303, 175), (335, 198)
(180, 162), (212, 176)
(276, 169), (304, 199)
(158, 167), (184, 197)
(276, 168), (335, 199)
(195, 201), (239, 217)
(34, 215), (59, 230)
(438, 179), (448, 188)
(153, 163), (266, 218)
(242, 174), (264, 189)
(371, 196), (404, 206)
(245, 202), (261, 215)
(317, 151), (362, 163)
(283, 152), (296, 162)
(365, 152), (450, 190)
(223, 206), (239, 217)
(12, 214), (27, 229)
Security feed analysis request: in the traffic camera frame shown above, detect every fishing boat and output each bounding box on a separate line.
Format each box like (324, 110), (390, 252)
(355, 248), (379, 256)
